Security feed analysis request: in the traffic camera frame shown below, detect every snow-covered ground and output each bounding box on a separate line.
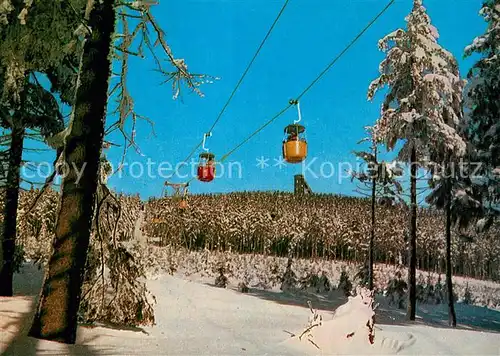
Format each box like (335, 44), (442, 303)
(141, 246), (500, 309)
(1, 262), (500, 355)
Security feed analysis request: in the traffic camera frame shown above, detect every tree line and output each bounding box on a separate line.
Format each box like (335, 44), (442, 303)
(143, 192), (500, 282)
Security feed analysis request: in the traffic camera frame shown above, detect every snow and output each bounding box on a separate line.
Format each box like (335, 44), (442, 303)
(284, 287), (377, 354)
(370, 0), (469, 160)
(429, 24), (439, 39)
(401, 111), (419, 123)
(465, 36), (487, 53)
(2, 262), (500, 355)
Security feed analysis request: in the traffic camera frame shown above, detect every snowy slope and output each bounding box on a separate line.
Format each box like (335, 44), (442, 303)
(1, 264), (500, 355)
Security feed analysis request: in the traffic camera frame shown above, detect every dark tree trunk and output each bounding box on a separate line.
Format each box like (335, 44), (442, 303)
(368, 147), (377, 291)
(407, 145), (417, 321)
(29, 0), (116, 344)
(0, 124), (25, 296)
(445, 188), (457, 327)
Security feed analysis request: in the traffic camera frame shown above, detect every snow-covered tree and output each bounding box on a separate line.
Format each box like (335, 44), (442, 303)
(464, 0), (500, 226)
(29, 0), (213, 344)
(0, 0), (84, 297)
(368, 0), (466, 321)
(351, 126), (403, 290)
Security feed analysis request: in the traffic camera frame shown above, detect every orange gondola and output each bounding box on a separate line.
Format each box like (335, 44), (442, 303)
(179, 183), (189, 209)
(179, 199), (188, 209)
(283, 124), (307, 163)
(282, 99), (307, 163)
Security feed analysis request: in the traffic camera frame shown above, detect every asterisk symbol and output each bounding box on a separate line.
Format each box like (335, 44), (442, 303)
(273, 156), (286, 169)
(256, 156), (269, 169)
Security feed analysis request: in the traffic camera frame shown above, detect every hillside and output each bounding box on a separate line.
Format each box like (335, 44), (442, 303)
(144, 192), (500, 281)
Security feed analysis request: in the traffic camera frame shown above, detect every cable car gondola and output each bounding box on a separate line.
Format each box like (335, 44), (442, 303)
(179, 198), (188, 209)
(198, 152), (216, 182)
(197, 133), (216, 182)
(162, 181), (190, 208)
(282, 100), (307, 163)
(179, 183), (189, 209)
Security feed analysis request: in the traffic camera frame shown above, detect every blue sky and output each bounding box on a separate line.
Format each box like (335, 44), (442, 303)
(22, 0), (486, 199)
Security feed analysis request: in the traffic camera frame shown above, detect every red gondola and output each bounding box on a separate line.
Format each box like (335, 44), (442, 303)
(197, 152), (216, 182)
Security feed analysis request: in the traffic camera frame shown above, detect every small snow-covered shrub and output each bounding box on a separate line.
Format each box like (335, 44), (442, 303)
(338, 268), (353, 296)
(414, 273), (442, 305)
(142, 244), (180, 279)
(13, 187), (156, 327)
(214, 264), (228, 288)
(79, 242), (156, 327)
(462, 283), (473, 304)
(281, 258), (298, 292)
(354, 262), (369, 288)
(319, 271), (331, 293)
(79, 188), (156, 327)
(414, 274), (453, 305)
(416, 274), (430, 303)
(268, 258), (283, 286)
(299, 273), (319, 291)
(238, 282), (249, 293)
(385, 271), (407, 309)
(433, 275), (445, 304)
(299, 271), (331, 293)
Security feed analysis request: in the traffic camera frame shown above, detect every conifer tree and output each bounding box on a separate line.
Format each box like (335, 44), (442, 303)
(29, 0), (211, 343)
(0, 0), (83, 296)
(351, 126), (403, 290)
(464, 0), (500, 226)
(368, 0), (466, 320)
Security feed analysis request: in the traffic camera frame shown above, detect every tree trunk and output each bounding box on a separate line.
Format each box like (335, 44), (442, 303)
(0, 124), (25, 296)
(369, 148), (377, 291)
(368, 178), (376, 290)
(29, 0), (116, 344)
(445, 190), (457, 327)
(407, 145), (417, 321)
